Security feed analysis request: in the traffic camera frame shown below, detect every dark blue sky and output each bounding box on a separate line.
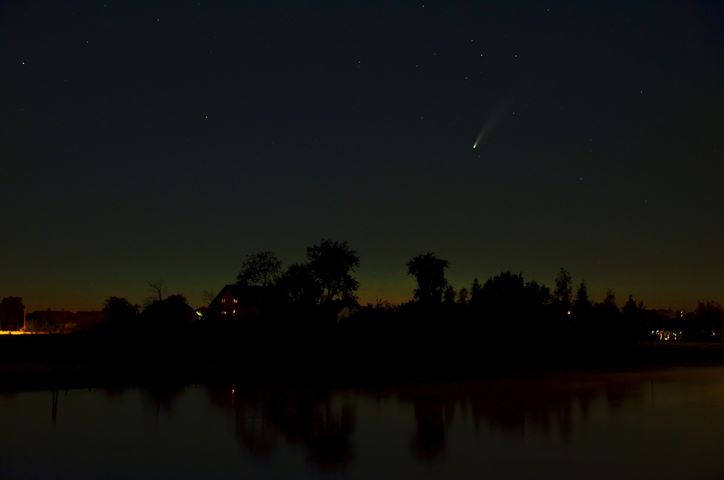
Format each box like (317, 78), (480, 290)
(2, 0), (723, 310)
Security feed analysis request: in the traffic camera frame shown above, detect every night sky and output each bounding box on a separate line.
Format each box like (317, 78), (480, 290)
(2, 0), (723, 311)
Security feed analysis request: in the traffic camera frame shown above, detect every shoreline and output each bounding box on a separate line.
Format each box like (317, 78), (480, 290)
(2, 334), (724, 392)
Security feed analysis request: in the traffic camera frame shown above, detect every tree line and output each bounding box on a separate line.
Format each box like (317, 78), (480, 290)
(93, 238), (724, 344)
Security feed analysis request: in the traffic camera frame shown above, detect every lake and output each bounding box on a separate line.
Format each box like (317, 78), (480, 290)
(3, 367), (724, 479)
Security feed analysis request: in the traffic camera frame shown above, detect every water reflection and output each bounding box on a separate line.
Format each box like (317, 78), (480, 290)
(409, 394), (454, 460)
(35, 376), (648, 468)
(395, 376), (646, 446)
(199, 374), (648, 468)
(141, 384), (186, 415)
(205, 386), (356, 470)
(5, 368), (724, 479)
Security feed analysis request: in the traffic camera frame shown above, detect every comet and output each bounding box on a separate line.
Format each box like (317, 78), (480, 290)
(473, 133), (481, 149)
(472, 123), (492, 149)
(472, 99), (513, 149)
(472, 117), (497, 149)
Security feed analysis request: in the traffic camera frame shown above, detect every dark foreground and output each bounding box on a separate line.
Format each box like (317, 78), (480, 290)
(2, 322), (724, 391)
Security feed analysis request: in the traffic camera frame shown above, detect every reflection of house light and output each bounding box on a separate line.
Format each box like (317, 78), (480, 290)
(232, 310), (236, 315)
(566, 310), (572, 316)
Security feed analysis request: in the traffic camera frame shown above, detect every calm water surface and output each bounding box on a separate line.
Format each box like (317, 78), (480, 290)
(3, 367), (724, 479)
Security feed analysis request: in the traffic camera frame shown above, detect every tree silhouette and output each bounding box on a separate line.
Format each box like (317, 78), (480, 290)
(573, 280), (592, 319)
(147, 279), (165, 302)
(480, 271), (527, 310)
(479, 272), (549, 315)
(597, 289), (619, 317)
(458, 287), (469, 305)
(525, 280), (551, 307)
(0, 297), (24, 330)
(237, 251), (283, 288)
(202, 289), (216, 306)
(553, 268), (573, 311)
(102, 297), (138, 329)
(443, 285), (456, 305)
(692, 301), (724, 339)
(306, 240), (360, 305)
(470, 278), (482, 307)
(141, 294), (195, 331)
(277, 263), (323, 306)
(406, 253), (449, 305)
(621, 294), (647, 339)
(622, 294), (642, 317)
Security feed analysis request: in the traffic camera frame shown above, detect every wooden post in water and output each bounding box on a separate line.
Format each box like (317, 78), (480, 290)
(51, 390), (59, 423)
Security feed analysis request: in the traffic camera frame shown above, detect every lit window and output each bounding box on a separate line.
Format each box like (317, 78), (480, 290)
(221, 311), (227, 315)
(221, 298), (226, 304)
(233, 298), (238, 304)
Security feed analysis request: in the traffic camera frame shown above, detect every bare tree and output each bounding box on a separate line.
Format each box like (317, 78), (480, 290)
(148, 279), (165, 302)
(202, 289), (216, 306)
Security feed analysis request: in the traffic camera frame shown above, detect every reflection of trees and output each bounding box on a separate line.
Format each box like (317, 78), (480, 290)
(481, 378), (643, 439)
(395, 375), (645, 457)
(205, 387), (355, 471)
(409, 395), (454, 460)
(140, 384), (186, 416)
(97, 374), (646, 469)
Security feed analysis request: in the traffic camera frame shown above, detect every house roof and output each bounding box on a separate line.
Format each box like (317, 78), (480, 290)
(209, 284), (268, 308)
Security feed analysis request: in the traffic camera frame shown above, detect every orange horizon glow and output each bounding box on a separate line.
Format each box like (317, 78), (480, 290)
(0, 330), (49, 335)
